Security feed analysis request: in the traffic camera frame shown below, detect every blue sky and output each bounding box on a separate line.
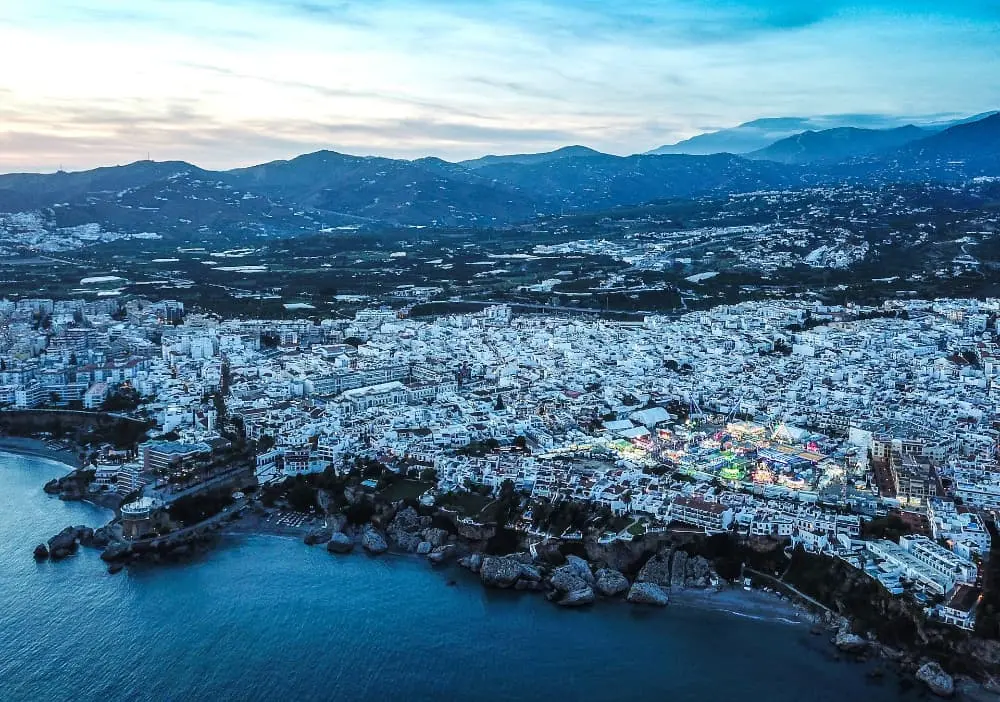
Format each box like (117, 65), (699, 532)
(0, 0), (998, 171)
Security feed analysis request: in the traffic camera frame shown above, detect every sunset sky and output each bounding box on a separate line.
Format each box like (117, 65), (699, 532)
(1, 0), (998, 172)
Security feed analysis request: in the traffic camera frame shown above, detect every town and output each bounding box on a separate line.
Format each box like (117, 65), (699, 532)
(3, 293), (999, 634)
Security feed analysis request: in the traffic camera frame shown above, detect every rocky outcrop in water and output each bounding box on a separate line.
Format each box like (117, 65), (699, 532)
(303, 527), (333, 546)
(422, 528), (449, 548)
(361, 526), (388, 554)
(428, 545), (456, 564)
(386, 507), (433, 553)
(595, 568), (629, 597)
(480, 555), (523, 588)
(47, 526), (85, 559)
(916, 661), (954, 697)
(33, 543), (49, 560)
(459, 552), (483, 573)
(101, 541), (132, 562)
(547, 563), (596, 607)
(43, 470), (94, 501)
(326, 532), (354, 554)
(834, 626), (869, 653)
(563, 555), (595, 585)
(626, 582), (670, 606)
(88, 525), (113, 549)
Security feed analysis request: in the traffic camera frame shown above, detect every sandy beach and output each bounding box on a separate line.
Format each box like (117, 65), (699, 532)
(0, 436), (80, 468)
(670, 586), (815, 625)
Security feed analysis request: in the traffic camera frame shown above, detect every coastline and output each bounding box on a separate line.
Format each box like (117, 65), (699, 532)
(0, 436), (81, 468)
(219, 516), (811, 627)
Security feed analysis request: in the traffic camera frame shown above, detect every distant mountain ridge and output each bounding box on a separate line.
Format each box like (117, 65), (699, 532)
(747, 125), (929, 164)
(647, 111), (999, 156)
(0, 111), (998, 238)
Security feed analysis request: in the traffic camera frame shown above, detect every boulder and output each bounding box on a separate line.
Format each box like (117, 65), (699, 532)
(626, 582), (670, 606)
(564, 555), (595, 586)
(916, 662), (954, 698)
(548, 563), (596, 606)
(303, 528), (333, 546)
(427, 545), (455, 565)
(459, 552), (483, 573)
(422, 528), (449, 548)
(670, 550), (689, 589)
(550, 566), (588, 593)
(685, 555), (713, 589)
(417, 541), (433, 555)
(387, 508), (425, 551)
(33, 544), (49, 561)
(556, 586), (596, 607)
(361, 526), (388, 554)
(107, 562), (125, 575)
(391, 532), (423, 553)
(480, 556), (523, 588)
(834, 628), (869, 653)
(595, 568), (629, 597)
(390, 506), (422, 532)
(326, 532), (354, 554)
(636, 548), (673, 587)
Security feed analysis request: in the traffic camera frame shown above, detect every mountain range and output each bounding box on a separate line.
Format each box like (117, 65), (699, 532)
(647, 111), (998, 156)
(0, 111), (998, 237)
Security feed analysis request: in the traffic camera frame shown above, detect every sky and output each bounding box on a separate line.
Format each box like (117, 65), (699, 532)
(0, 0), (999, 172)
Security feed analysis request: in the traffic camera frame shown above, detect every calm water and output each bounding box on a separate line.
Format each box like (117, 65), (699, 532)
(1, 451), (921, 702)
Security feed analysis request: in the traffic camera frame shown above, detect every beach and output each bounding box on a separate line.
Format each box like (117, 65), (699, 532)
(0, 436), (81, 467)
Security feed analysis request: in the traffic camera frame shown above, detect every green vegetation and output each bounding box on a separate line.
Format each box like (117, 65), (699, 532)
(168, 489), (234, 527)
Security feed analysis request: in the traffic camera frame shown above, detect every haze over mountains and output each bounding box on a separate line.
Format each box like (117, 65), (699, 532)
(647, 111), (999, 156)
(0, 111), (998, 237)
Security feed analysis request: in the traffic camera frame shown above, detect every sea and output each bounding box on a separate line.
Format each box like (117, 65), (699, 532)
(0, 451), (923, 702)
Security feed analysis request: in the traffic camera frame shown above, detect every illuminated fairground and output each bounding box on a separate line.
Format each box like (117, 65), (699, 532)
(606, 418), (862, 494)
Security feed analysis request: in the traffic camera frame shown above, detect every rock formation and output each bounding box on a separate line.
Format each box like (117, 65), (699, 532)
(361, 526), (388, 554)
(480, 555), (523, 588)
(594, 568), (630, 597)
(915, 661), (954, 697)
(626, 582), (670, 606)
(326, 532), (354, 554)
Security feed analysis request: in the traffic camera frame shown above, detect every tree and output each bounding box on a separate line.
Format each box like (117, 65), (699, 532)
(419, 467), (438, 482)
(287, 480), (318, 512)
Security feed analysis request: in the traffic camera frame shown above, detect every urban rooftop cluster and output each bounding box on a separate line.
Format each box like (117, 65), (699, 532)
(2, 293), (999, 629)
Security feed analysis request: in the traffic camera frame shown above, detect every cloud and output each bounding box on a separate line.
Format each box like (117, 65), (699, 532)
(1, 0), (999, 171)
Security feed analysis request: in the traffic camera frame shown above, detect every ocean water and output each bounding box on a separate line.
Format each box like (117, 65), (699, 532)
(0, 451), (920, 702)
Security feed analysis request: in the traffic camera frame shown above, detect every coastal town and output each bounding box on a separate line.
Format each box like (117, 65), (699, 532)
(3, 293), (1000, 646)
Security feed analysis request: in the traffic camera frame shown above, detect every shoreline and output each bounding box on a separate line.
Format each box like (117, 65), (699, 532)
(0, 438), (119, 513)
(0, 437), (81, 468)
(218, 518), (811, 627)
